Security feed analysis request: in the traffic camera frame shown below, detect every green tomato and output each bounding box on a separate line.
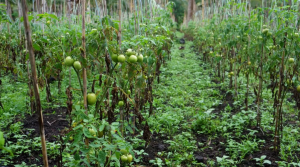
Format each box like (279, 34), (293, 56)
(87, 93), (97, 105)
(73, 61), (82, 70)
(297, 85), (300, 92)
(118, 101), (124, 107)
(46, 20), (51, 25)
(229, 72), (234, 75)
(121, 155), (128, 162)
(128, 55), (137, 63)
(64, 56), (74, 66)
(127, 154), (133, 163)
(288, 58), (294, 63)
(262, 29), (269, 34)
(120, 149), (128, 155)
(137, 54), (143, 62)
(126, 49), (135, 56)
(89, 128), (96, 136)
(126, 49), (133, 55)
(98, 130), (104, 137)
(127, 90), (131, 95)
(111, 54), (118, 62)
(118, 55), (126, 63)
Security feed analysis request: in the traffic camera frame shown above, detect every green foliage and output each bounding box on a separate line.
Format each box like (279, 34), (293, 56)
(169, 0), (187, 27)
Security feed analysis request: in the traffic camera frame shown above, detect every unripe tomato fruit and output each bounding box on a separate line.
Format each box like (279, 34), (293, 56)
(64, 56), (74, 66)
(121, 155), (128, 162)
(126, 49), (135, 56)
(137, 54), (143, 62)
(118, 101), (124, 107)
(288, 58), (294, 63)
(98, 130), (104, 137)
(111, 54), (118, 62)
(247, 61), (251, 65)
(229, 72), (234, 75)
(120, 149), (128, 155)
(129, 55), (137, 63)
(87, 93), (97, 105)
(73, 61), (82, 70)
(46, 21), (51, 25)
(126, 49), (133, 56)
(127, 154), (133, 163)
(89, 128), (96, 135)
(118, 55), (126, 63)
(297, 85), (300, 92)
(127, 90), (131, 95)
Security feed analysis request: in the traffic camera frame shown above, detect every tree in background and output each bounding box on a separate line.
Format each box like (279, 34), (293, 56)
(169, 0), (187, 28)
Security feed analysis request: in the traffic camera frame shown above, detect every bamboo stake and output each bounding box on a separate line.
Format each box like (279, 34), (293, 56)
(21, 0), (49, 166)
(118, 0), (122, 48)
(81, 0), (88, 113)
(202, 0), (205, 24)
(81, 0), (89, 162)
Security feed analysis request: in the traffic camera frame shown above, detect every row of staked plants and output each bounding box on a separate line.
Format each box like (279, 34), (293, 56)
(0, 2), (175, 166)
(183, 0), (300, 166)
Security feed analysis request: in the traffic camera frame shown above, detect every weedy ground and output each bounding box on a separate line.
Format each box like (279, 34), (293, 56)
(142, 32), (300, 166)
(1, 32), (300, 166)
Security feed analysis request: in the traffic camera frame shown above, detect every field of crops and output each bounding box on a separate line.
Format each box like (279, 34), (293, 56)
(1, 0), (300, 167)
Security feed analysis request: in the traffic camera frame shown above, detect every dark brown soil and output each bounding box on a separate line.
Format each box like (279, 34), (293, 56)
(22, 107), (69, 142)
(139, 132), (170, 166)
(6, 107), (69, 166)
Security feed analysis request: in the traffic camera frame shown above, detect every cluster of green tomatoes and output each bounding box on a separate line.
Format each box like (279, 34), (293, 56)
(63, 56), (97, 105)
(120, 149), (133, 164)
(112, 49), (144, 64)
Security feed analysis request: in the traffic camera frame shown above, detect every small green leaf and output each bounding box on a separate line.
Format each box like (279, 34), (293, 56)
(263, 160), (271, 164)
(33, 43), (41, 51)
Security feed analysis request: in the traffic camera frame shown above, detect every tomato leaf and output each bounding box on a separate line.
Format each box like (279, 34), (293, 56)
(32, 43), (41, 51)
(98, 151), (106, 166)
(83, 127), (94, 138)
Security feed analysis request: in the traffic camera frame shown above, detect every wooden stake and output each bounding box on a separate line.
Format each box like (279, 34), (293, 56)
(118, 0), (122, 48)
(82, 0), (88, 113)
(21, 0), (49, 166)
